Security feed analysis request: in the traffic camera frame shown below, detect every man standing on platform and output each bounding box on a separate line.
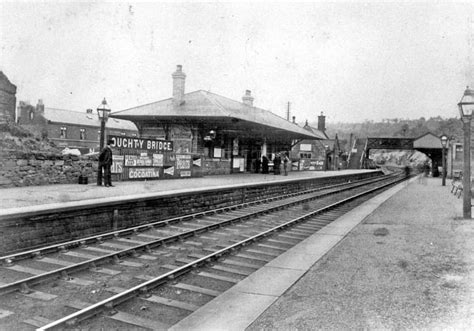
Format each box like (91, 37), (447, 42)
(98, 139), (114, 187)
(283, 152), (289, 176)
(273, 153), (281, 175)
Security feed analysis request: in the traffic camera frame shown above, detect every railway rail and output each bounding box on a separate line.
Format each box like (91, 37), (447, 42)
(0, 173), (405, 330)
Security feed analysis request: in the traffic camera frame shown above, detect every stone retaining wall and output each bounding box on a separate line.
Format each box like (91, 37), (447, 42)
(0, 149), (98, 187)
(0, 171), (382, 255)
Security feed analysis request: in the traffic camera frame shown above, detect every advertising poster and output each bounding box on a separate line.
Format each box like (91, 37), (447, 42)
(176, 154), (192, 170)
(124, 155), (138, 166)
(111, 155), (124, 174)
(152, 154), (164, 167)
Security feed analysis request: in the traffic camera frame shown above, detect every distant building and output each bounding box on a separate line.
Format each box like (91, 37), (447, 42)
(0, 71), (17, 124)
(17, 101), (138, 153)
(291, 113), (343, 170)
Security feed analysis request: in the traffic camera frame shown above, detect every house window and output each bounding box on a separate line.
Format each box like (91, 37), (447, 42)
(300, 153), (312, 159)
(60, 127), (67, 139)
(29, 111), (34, 121)
(80, 129), (86, 140)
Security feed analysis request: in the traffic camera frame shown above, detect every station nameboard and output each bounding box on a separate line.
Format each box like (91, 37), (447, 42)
(109, 135), (173, 152)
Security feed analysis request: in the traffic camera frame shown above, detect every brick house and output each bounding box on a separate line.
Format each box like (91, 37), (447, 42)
(291, 113), (343, 170)
(17, 101), (138, 154)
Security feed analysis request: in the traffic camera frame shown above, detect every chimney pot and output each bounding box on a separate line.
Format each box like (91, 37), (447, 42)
(36, 99), (45, 113)
(242, 90), (254, 106)
(292, 116), (296, 123)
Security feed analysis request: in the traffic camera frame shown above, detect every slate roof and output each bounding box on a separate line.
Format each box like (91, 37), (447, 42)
(111, 90), (325, 140)
(302, 123), (329, 139)
(413, 132), (443, 149)
(44, 107), (137, 131)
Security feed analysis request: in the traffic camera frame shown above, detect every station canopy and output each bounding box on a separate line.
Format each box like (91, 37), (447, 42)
(110, 90), (326, 141)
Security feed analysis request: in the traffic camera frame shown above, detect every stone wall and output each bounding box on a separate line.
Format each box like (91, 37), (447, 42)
(0, 171), (383, 254)
(0, 148), (98, 187)
(0, 72), (17, 124)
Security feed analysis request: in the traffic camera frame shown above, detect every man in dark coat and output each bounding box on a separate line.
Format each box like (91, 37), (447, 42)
(98, 139), (114, 187)
(273, 153), (281, 175)
(262, 155), (269, 174)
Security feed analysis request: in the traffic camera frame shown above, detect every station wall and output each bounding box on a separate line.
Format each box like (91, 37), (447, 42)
(0, 171), (383, 254)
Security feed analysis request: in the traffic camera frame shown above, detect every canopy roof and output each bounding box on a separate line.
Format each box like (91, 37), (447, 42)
(111, 90), (325, 141)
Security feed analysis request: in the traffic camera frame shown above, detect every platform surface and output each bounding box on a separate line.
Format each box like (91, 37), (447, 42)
(170, 176), (474, 330)
(0, 169), (373, 212)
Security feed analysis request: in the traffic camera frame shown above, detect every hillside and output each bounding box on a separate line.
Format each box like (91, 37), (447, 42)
(0, 122), (60, 152)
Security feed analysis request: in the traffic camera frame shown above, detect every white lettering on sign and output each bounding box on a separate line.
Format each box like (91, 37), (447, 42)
(110, 135), (173, 152)
(128, 168), (160, 179)
(124, 155), (138, 166)
(180, 170), (191, 177)
(146, 140), (173, 151)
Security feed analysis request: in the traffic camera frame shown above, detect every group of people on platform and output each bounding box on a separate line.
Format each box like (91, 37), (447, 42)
(254, 152), (290, 176)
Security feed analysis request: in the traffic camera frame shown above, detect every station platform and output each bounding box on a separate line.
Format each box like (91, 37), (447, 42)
(1, 171), (473, 329)
(0, 169), (374, 212)
(171, 176), (474, 330)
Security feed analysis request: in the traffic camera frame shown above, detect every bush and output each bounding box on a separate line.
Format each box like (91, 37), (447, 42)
(0, 122), (33, 138)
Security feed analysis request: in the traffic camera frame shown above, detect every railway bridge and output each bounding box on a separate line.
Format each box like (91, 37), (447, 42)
(347, 133), (447, 171)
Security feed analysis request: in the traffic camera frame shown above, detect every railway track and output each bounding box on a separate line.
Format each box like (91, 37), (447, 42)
(0, 173), (404, 330)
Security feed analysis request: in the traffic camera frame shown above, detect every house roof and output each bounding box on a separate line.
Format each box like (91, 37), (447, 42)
(111, 90), (326, 140)
(303, 124), (329, 139)
(0, 71), (16, 93)
(44, 108), (137, 131)
(413, 132), (443, 149)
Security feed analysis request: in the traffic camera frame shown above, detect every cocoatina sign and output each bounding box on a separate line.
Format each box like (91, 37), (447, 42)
(109, 135), (173, 152)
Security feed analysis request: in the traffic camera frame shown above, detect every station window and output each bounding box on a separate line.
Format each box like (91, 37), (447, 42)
(80, 129), (86, 140)
(60, 127), (67, 139)
(300, 153), (312, 159)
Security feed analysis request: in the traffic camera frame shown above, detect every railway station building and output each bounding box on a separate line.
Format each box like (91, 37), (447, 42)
(110, 65), (326, 180)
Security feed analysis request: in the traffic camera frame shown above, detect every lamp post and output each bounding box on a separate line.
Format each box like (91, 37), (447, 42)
(458, 86), (473, 219)
(97, 98), (111, 186)
(440, 135), (448, 186)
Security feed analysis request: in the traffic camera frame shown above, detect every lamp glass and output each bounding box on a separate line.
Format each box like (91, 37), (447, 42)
(458, 86), (474, 118)
(440, 135), (448, 147)
(97, 98), (111, 121)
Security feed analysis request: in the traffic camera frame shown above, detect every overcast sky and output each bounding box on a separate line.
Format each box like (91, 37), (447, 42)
(1, 1), (473, 124)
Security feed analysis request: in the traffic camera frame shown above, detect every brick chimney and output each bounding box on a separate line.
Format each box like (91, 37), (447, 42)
(172, 65), (186, 106)
(318, 112), (326, 132)
(242, 90), (254, 106)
